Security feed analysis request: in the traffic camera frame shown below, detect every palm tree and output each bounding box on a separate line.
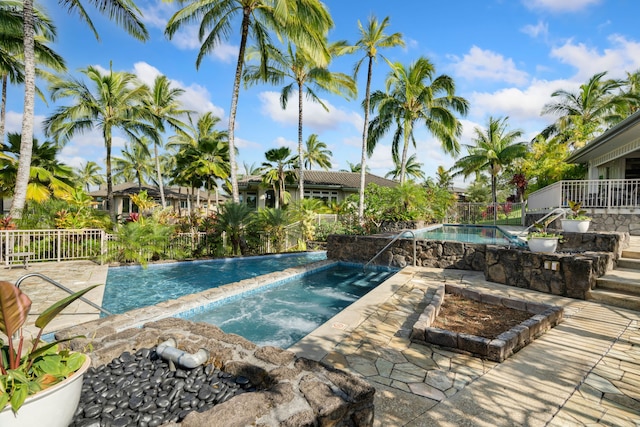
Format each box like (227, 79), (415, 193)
(113, 139), (153, 188)
(368, 57), (469, 184)
(259, 207), (293, 252)
(75, 161), (104, 192)
(451, 116), (528, 223)
(142, 75), (189, 207)
(541, 71), (631, 149)
(217, 202), (254, 255)
(261, 146), (296, 209)
(385, 153), (424, 182)
(303, 134), (332, 169)
(340, 161), (367, 173)
(0, 132), (74, 202)
(14, 0), (147, 219)
(244, 41), (356, 201)
(435, 165), (453, 190)
(44, 66), (152, 223)
(341, 15), (404, 223)
(165, 0), (334, 204)
(0, 1), (66, 144)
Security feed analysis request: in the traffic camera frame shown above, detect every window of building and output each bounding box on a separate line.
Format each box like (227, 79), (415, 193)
(122, 198), (130, 213)
(304, 190), (339, 205)
(246, 192), (257, 209)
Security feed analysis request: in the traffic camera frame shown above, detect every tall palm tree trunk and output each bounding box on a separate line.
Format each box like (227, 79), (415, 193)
(1, 76), (7, 144)
(154, 143), (166, 207)
(227, 11), (251, 203)
(400, 123), (411, 184)
(491, 173), (498, 225)
(359, 57), (374, 224)
(105, 132), (116, 225)
(298, 82), (305, 201)
(11, 0), (36, 219)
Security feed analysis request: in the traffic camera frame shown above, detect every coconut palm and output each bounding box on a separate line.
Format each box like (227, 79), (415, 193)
(340, 161), (367, 173)
(451, 116), (528, 223)
(75, 161), (104, 192)
(14, 0), (147, 219)
(340, 15), (404, 223)
(303, 134), (332, 169)
(541, 71), (631, 149)
(165, 0), (333, 204)
(44, 66), (152, 223)
(0, 1), (66, 144)
(368, 57), (468, 184)
(385, 153), (424, 182)
(244, 41), (356, 200)
(260, 146), (297, 209)
(113, 139), (153, 188)
(142, 75), (189, 207)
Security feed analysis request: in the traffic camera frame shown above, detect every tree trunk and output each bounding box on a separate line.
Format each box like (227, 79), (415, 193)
(105, 130), (116, 225)
(0, 75), (7, 144)
(154, 142), (166, 207)
(298, 81), (304, 202)
(11, 0), (36, 219)
(227, 10), (252, 203)
(399, 122), (411, 185)
(358, 57), (374, 224)
(491, 173), (498, 225)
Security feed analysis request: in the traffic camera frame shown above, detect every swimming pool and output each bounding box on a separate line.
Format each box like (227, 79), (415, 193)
(103, 252), (326, 314)
(178, 264), (396, 349)
(412, 224), (524, 246)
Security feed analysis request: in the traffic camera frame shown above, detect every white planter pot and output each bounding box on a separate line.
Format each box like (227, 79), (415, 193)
(0, 355), (91, 427)
(561, 219), (591, 233)
(528, 237), (559, 253)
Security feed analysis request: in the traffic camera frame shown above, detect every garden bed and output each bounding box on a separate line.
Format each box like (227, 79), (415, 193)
(410, 284), (564, 362)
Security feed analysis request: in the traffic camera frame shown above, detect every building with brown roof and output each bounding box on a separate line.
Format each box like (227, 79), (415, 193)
(237, 170), (398, 209)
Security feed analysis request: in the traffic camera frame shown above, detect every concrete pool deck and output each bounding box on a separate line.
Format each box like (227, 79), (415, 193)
(5, 260), (640, 426)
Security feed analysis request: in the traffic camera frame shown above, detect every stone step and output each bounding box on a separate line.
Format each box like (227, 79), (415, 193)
(596, 268), (640, 293)
(617, 257), (640, 270)
(622, 250), (640, 260)
(587, 288), (640, 311)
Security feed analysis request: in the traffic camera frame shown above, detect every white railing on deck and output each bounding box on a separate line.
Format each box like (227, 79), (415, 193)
(527, 179), (640, 211)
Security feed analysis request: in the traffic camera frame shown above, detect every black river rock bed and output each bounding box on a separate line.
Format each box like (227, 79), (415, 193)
(70, 347), (257, 427)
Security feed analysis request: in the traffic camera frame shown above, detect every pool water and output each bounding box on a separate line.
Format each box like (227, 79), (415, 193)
(103, 252), (326, 314)
(179, 264), (396, 349)
(412, 224), (523, 246)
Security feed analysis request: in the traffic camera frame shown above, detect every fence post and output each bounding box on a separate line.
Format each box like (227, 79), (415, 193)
(57, 229), (62, 262)
(100, 230), (106, 265)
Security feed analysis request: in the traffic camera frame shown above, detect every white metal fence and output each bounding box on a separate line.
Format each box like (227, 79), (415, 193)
(527, 179), (640, 211)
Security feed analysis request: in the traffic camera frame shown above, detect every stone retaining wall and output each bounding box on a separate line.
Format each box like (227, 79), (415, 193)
(327, 231), (625, 300)
(484, 247), (613, 299)
(527, 213), (640, 236)
(58, 318), (375, 427)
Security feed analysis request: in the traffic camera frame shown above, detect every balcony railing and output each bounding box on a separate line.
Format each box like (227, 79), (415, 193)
(527, 179), (640, 211)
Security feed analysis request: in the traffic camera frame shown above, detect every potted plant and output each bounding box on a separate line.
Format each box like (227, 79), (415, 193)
(561, 201), (591, 233)
(0, 281), (97, 427)
(527, 222), (562, 253)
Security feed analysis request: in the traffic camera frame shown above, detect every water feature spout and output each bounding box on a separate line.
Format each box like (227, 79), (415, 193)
(156, 338), (209, 369)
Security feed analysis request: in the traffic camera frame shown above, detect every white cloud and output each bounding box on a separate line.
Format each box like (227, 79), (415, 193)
(521, 21), (548, 39)
(523, 0), (601, 13)
(164, 24), (238, 62)
(138, 1), (177, 29)
(257, 91), (361, 132)
(550, 35), (640, 81)
(367, 143), (394, 171)
(132, 62), (225, 118)
(469, 78), (570, 122)
(451, 46), (529, 86)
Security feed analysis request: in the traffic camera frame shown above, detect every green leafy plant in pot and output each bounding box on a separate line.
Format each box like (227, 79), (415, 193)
(0, 280), (97, 419)
(561, 200), (592, 233)
(527, 221), (562, 253)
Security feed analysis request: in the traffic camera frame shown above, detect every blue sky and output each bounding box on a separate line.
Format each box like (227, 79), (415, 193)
(6, 0), (640, 185)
